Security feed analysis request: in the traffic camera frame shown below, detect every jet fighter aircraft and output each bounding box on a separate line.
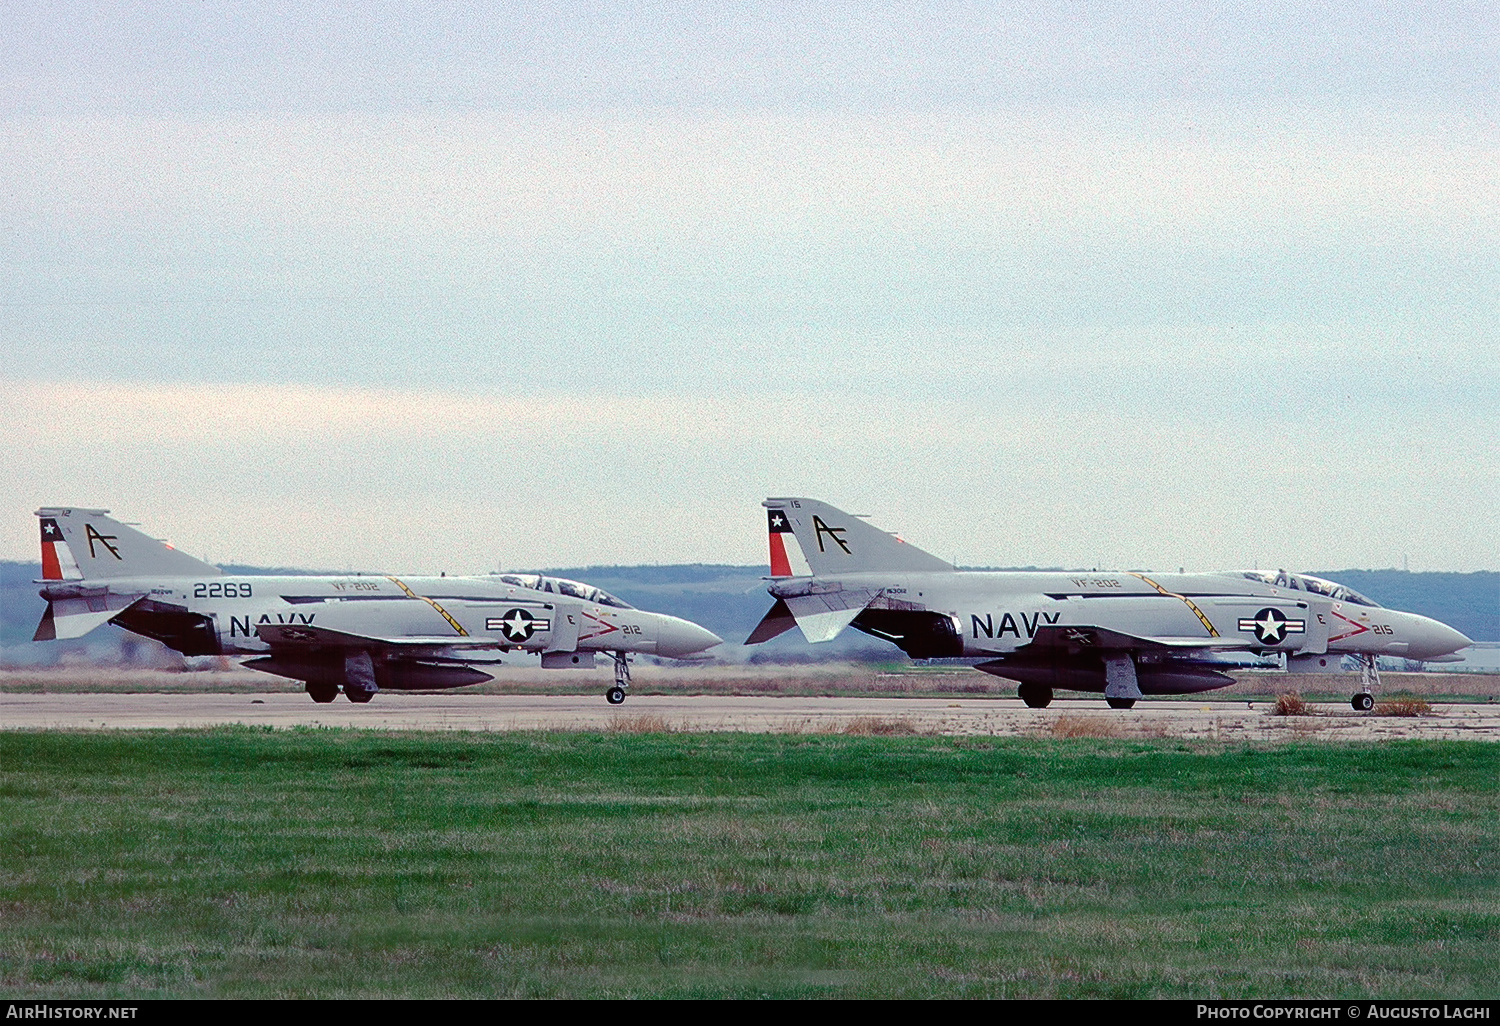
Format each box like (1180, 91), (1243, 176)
(33, 508), (721, 704)
(747, 498), (1471, 710)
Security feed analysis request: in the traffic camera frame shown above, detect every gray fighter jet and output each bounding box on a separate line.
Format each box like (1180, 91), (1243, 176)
(32, 508), (721, 704)
(747, 498), (1472, 710)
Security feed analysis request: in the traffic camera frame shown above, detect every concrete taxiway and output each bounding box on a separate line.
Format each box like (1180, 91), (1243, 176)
(3, 692), (1499, 742)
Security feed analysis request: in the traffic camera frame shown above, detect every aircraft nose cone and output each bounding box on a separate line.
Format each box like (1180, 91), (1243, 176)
(656, 616), (723, 658)
(1408, 617), (1473, 659)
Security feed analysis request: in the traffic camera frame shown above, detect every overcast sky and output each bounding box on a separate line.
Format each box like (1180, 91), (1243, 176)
(2, 3), (1496, 573)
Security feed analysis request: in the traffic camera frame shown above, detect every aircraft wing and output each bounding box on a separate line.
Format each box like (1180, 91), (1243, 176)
(255, 622), (506, 656)
(1026, 624), (1247, 653)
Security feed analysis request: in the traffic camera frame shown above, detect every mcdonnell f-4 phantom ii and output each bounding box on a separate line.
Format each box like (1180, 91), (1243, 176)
(747, 498), (1472, 710)
(32, 508), (722, 704)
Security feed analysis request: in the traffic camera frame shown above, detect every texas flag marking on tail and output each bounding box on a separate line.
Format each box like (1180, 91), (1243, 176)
(39, 517), (82, 581)
(766, 507), (812, 578)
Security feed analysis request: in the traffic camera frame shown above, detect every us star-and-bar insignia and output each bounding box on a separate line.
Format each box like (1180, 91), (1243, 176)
(489, 608), (552, 643)
(1238, 607), (1306, 645)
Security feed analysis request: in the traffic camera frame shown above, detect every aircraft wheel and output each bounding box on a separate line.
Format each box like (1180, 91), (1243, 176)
(345, 687), (375, 704)
(307, 682), (338, 704)
(1106, 697), (1137, 710)
(1018, 684), (1053, 709)
(606, 687), (626, 705)
(1351, 693), (1374, 712)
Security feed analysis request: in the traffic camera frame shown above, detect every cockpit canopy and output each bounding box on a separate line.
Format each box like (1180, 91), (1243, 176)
(495, 573), (634, 609)
(1235, 570), (1380, 608)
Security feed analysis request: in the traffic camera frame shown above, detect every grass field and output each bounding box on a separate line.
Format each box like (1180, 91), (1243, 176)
(2, 729), (1497, 998)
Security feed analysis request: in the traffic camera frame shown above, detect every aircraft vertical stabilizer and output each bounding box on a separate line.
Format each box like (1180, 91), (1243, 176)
(763, 498), (954, 576)
(35, 508), (222, 580)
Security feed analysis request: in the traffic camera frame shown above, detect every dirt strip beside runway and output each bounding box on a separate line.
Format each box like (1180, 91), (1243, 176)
(4, 692), (1500, 741)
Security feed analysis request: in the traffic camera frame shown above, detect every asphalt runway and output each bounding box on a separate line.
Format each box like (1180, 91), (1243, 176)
(4, 691), (1499, 742)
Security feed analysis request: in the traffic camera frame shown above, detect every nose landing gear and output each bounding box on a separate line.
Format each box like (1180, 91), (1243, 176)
(605, 651), (631, 705)
(1351, 654), (1379, 711)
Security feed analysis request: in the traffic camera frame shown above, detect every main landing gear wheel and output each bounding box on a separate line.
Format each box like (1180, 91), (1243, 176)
(1106, 697), (1137, 710)
(307, 682), (338, 704)
(345, 687), (375, 704)
(1352, 693), (1374, 712)
(1018, 684), (1053, 709)
(606, 687), (626, 705)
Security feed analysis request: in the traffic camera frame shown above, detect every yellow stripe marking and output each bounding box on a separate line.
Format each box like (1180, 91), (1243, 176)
(1129, 573), (1220, 637)
(386, 576), (469, 636)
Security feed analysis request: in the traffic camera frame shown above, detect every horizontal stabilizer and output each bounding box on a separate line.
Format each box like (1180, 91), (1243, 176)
(745, 599), (797, 645)
(785, 590), (875, 644)
(32, 594), (145, 641)
(790, 606), (864, 644)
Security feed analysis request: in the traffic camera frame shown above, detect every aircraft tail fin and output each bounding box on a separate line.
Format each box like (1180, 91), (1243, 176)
(762, 499), (954, 576)
(35, 508), (221, 580)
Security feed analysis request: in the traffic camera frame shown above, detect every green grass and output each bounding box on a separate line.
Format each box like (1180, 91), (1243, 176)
(2, 730), (1497, 998)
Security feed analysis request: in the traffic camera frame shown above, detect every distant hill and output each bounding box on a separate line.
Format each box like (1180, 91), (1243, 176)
(4, 561), (1496, 665)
